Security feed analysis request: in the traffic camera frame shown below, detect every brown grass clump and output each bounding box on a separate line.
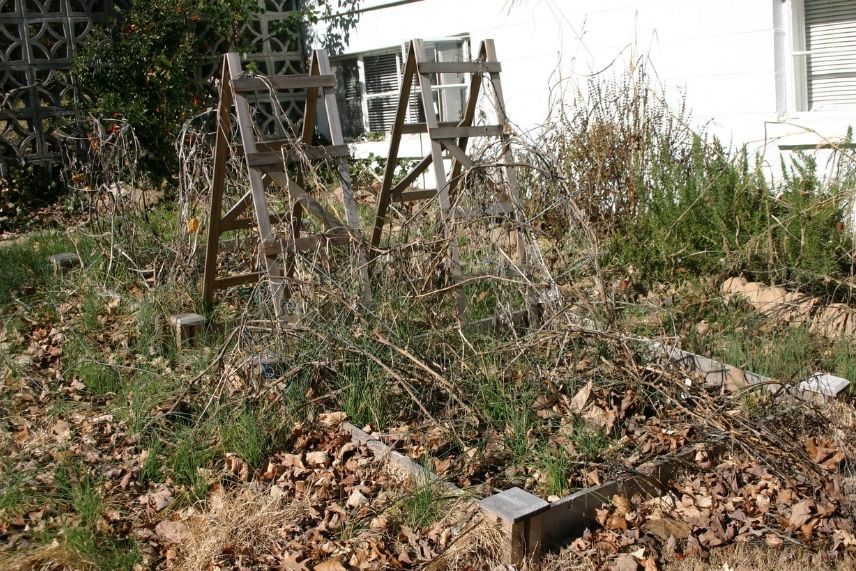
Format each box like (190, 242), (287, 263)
(177, 487), (306, 570)
(0, 544), (90, 571)
(426, 516), (506, 570)
(542, 544), (856, 571)
(666, 543), (856, 570)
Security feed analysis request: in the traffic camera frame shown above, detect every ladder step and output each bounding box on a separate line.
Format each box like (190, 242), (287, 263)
(246, 140), (350, 156)
(417, 62), (502, 74)
(400, 121), (460, 135)
(231, 74), (336, 93)
(245, 144), (350, 167)
(430, 125), (503, 139)
(213, 272), (262, 289)
(394, 189), (438, 202)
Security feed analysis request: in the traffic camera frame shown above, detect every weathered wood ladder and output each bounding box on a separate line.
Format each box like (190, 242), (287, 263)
(203, 49), (368, 322)
(369, 39), (530, 322)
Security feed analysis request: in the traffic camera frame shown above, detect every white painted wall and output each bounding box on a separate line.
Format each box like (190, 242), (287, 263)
(314, 0), (855, 174)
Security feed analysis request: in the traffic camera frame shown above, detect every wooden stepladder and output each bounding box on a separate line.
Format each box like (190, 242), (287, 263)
(369, 39), (529, 321)
(203, 50), (368, 322)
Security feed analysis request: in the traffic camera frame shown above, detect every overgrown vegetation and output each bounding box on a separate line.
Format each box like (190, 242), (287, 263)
(540, 58), (856, 301)
(2, 50), (856, 570)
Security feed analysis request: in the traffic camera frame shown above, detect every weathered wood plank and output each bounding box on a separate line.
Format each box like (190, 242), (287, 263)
(263, 232), (351, 256)
(213, 272), (262, 289)
(400, 120), (459, 134)
(389, 155), (433, 198)
(226, 52), (286, 320)
(231, 74), (336, 92)
(393, 188), (438, 202)
(202, 62), (235, 305)
(430, 125), (503, 139)
(417, 61), (502, 74)
(245, 145), (350, 167)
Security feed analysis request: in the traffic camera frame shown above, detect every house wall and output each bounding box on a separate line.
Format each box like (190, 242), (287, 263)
(314, 0), (854, 175)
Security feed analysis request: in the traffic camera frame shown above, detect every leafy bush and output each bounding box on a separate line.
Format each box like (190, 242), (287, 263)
(610, 140), (855, 294)
(71, 0), (259, 183)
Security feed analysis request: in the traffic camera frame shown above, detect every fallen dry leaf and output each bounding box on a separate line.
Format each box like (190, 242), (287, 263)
(320, 411), (348, 427)
(314, 558), (347, 571)
(788, 500), (813, 530)
(570, 380), (593, 413)
(611, 552), (640, 571)
(155, 520), (190, 544)
(641, 517), (690, 540)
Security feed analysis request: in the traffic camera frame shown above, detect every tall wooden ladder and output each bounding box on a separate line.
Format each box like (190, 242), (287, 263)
(369, 39), (529, 322)
(202, 49), (369, 322)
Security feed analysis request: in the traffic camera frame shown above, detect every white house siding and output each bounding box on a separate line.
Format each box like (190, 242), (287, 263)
(313, 0), (855, 176)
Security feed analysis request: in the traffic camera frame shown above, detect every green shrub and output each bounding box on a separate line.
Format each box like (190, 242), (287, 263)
(609, 143), (854, 295)
(71, 0), (259, 182)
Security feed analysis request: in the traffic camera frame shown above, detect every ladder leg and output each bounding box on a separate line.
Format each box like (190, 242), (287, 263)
(371, 45), (417, 266)
(202, 63), (234, 306)
(315, 48), (372, 305)
(226, 53), (287, 322)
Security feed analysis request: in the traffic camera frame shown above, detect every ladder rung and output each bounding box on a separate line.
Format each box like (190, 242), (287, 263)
(400, 121), (459, 135)
(430, 125), (503, 139)
(394, 189), (437, 202)
(213, 272), (261, 289)
(245, 144), (350, 167)
(247, 140), (350, 156)
(263, 232), (351, 255)
(417, 62), (502, 74)
(231, 74), (337, 93)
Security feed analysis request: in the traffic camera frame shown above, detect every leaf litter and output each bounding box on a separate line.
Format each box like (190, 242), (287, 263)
(3, 242), (856, 570)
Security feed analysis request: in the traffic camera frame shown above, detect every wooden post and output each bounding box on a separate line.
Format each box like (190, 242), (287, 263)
(202, 62), (234, 307)
(480, 487), (549, 565)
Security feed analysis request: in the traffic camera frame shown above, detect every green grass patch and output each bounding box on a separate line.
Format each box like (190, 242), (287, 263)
(0, 460), (32, 518)
(473, 367), (535, 462)
(395, 477), (446, 530)
(221, 407), (275, 469)
(166, 426), (216, 502)
(0, 232), (95, 304)
(339, 356), (392, 430)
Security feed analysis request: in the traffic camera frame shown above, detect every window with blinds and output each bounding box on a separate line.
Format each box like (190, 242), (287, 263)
(332, 37), (470, 138)
(805, 0), (856, 110)
(364, 52), (401, 132)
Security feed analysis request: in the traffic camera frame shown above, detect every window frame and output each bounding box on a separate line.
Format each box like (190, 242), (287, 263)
(331, 35), (471, 138)
(782, 0), (856, 115)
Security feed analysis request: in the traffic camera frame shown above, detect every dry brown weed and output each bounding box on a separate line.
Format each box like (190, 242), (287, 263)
(176, 486), (307, 570)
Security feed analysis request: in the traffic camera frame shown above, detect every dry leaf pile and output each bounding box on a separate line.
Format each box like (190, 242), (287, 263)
(140, 421), (480, 570)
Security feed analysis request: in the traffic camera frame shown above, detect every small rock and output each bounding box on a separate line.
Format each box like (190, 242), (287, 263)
(346, 489), (368, 509)
(305, 451), (331, 467)
(695, 320), (709, 337)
